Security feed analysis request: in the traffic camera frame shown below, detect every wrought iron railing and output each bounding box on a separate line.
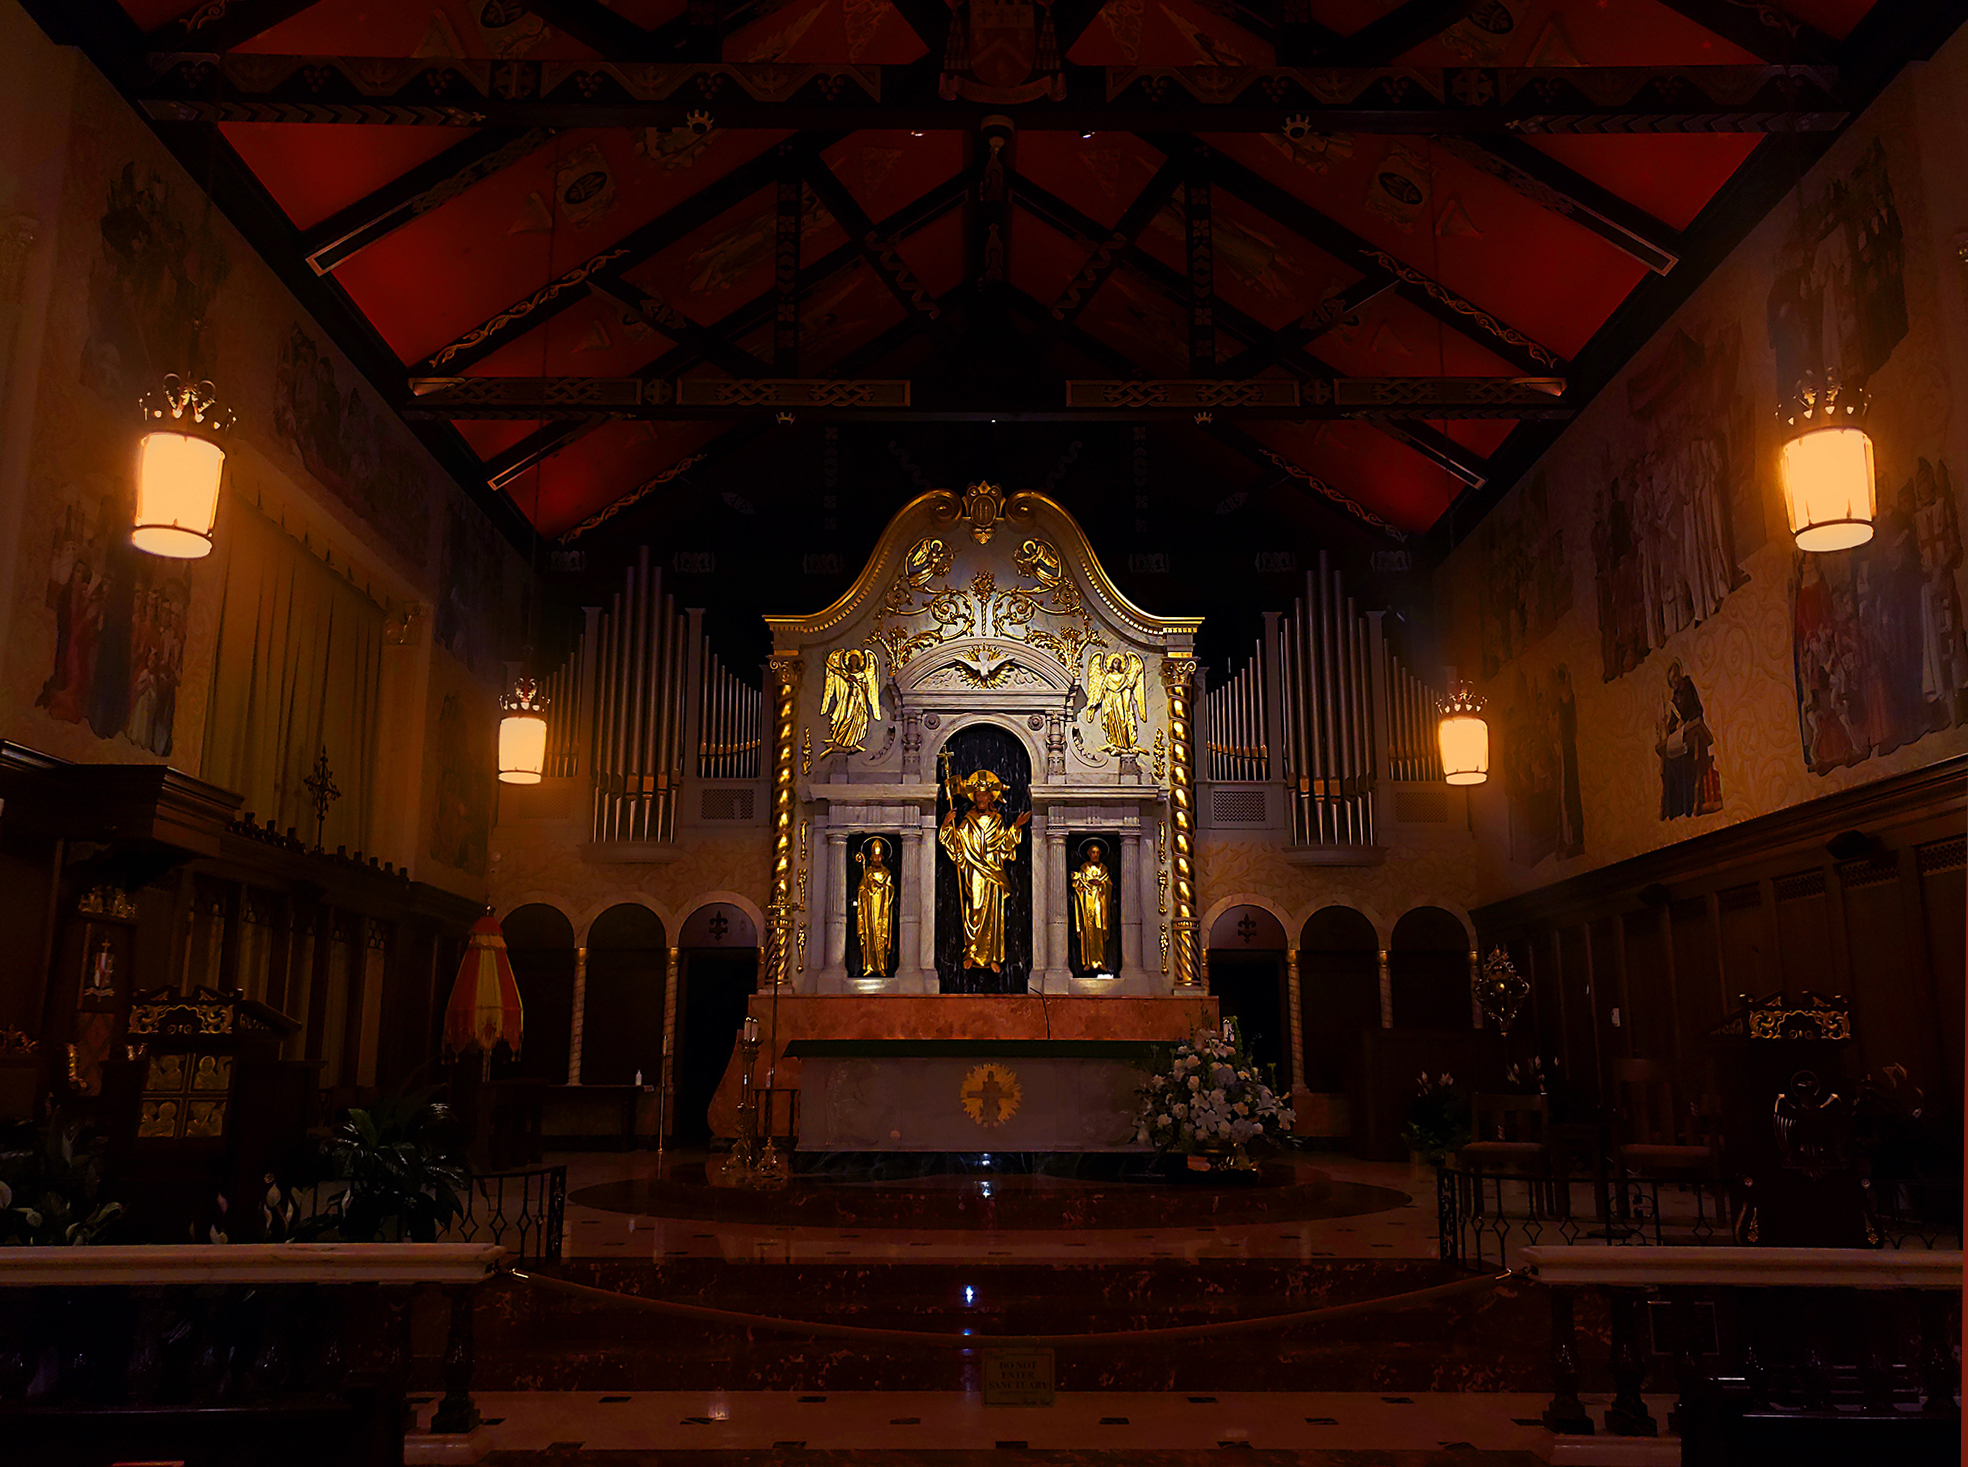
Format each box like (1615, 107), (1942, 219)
(292, 1164), (565, 1265)
(1437, 1166), (1960, 1271)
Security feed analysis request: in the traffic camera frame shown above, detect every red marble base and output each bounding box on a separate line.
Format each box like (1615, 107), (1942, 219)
(710, 994), (1220, 1139)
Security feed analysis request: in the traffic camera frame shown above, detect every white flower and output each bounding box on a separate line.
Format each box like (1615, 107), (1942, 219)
(0, 1180), (10, 1209)
(1233, 1102), (1249, 1117)
(1188, 1076), (1200, 1090)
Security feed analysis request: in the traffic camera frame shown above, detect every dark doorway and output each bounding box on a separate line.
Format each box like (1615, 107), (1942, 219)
(502, 903), (576, 1084)
(582, 904), (666, 1086)
(674, 950), (758, 1145)
(934, 723), (1033, 994)
(1299, 904), (1381, 1092)
(1208, 958), (1288, 1084)
(1390, 906), (1473, 1030)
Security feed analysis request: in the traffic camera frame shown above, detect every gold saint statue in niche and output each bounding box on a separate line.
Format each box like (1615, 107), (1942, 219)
(938, 754), (1029, 973)
(821, 646), (883, 752)
(855, 838), (896, 977)
(1072, 844), (1112, 973)
(1082, 650), (1146, 753)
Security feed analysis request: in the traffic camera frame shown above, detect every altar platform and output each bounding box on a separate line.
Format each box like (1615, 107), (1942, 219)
(707, 994), (1218, 1145)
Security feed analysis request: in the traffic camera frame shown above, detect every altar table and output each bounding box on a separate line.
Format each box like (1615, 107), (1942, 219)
(789, 1039), (1161, 1152)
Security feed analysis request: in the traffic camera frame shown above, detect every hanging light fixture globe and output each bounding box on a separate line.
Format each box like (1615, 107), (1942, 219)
(1778, 372), (1875, 553)
(1438, 684), (1490, 787)
(134, 375), (234, 559)
(498, 676), (550, 785)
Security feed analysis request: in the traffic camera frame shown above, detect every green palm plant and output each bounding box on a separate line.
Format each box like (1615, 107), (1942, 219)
(295, 1088), (466, 1243)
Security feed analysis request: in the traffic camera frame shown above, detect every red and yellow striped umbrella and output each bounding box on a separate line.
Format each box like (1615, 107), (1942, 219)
(444, 911), (524, 1060)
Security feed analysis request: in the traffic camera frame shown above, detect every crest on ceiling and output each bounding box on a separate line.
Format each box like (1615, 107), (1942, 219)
(940, 0), (1066, 104)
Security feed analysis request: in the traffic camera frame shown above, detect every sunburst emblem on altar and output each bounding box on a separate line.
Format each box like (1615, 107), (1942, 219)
(960, 1064), (1022, 1127)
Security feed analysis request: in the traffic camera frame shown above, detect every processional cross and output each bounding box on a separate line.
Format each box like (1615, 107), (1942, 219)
(303, 747), (342, 850)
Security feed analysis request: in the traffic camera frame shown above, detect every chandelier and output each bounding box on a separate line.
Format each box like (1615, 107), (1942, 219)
(1437, 684), (1489, 787)
(498, 676), (550, 785)
(134, 375), (233, 558)
(1778, 372), (1875, 553)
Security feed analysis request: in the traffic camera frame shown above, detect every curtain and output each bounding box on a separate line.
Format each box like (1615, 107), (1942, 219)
(201, 499), (384, 855)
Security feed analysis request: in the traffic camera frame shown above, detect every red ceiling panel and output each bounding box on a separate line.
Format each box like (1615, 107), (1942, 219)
(334, 129), (785, 363)
(1521, 134), (1762, 233)
(219, 123), (467, 231)
(725, 0), (928, 63)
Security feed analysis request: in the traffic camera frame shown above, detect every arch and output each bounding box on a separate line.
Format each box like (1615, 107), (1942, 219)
(677, 890), (766, 946)
(501, 902), (577, 1084)
(1389, 903), (1476, 1030)
(581, 901), (669, 1086)
(926, 710), (1046, 776)
(1201, 891), (1294, 941)
(1297, 903), (1383, 1095)
(1201, 898), (1290, 1086)
(575, 893), (670, 948)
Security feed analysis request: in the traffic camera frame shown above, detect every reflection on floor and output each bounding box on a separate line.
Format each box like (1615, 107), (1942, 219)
(553, 1152), (1442, 1263)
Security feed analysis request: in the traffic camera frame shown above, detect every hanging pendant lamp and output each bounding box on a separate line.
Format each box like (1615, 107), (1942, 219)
(498, 675), (550, 785)
(134, 375), (233, 559)
(1778, 372), (1875, 554)
(1438, 684), (1490, 787)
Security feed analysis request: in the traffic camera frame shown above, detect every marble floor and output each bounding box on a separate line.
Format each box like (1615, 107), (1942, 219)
(415, 1387), (1673, 1459)
(553, 1151), (1446, 1263)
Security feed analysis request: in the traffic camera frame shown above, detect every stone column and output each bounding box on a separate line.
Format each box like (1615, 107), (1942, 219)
(1160, 657), (1201, 987)
(1028, 808), (1049, 980)
(765, 652), (802, 989)
(661, 945), (680, 1132)
(566, 944), (588, 1085)
(1284, 948), (1307, 1092)
(1045, 825), (1069, 990)
(1119, 831), (1143, 976)
(1378, 945), (1394, 1028)
(914, 819), (939, 987)
(824, 831), (850, 979)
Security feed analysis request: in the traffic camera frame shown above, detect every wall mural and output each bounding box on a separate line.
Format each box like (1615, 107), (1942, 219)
(1765, 136), (1907, 405)
(1498, 660), (1584, 866)
(1590, 324), (1753, 683)
(1479, 472), (1570, 680)
(34, 477), (189, 756)
(436, 498), (508, 680)
(79, 162), (228, 409)
(428, 688), (492, 877)
(1792, 457), (1968, 774)
(271, 323), (432, 567)
(1656, 658), (1722, 819)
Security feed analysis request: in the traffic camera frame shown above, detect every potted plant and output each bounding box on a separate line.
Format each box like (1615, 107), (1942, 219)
(1133, 1024), (1294, 1177)
(293, 1088), (467, 1243)
(0, 1115), (125, 1246)
(1400, 1072), (1471, 1169)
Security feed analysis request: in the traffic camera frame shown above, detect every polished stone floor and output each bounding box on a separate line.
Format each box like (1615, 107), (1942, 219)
(553, 1151), (1445, 1263)
(416, 1386), (1672, 1460)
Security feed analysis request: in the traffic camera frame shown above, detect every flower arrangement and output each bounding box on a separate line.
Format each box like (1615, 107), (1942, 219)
(1133, 1023), (1294, 1160)
(1400, 1072), (1471, 1166)
(0, 1116), (125, 1246)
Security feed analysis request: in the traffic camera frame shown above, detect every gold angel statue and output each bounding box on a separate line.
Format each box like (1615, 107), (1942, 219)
(854, 838), (896, 977)
(1072, 843), (1112, 973)
(1083, 650), (1146, 753)
(938, 752), (1029, 973)
(821, 646), (882, 752)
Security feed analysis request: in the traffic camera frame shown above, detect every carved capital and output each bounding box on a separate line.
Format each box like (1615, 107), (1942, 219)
(767, 651), (804, 685)
(1159, 656), (1198, 691)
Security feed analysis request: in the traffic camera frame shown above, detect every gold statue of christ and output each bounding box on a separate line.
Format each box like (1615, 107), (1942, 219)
(938, 752), (1030, 973)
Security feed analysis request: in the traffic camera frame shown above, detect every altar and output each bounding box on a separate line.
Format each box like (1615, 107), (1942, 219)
(707, 993), (1218, 1146)
(714, 483), (1215, 1152)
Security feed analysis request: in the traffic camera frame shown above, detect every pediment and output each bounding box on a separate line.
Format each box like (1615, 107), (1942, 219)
(899, 640), (1074, 696)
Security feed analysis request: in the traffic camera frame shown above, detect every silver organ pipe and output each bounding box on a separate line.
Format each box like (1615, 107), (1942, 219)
(695, 642), (762, 782)
(1202, 637), (1269, 783)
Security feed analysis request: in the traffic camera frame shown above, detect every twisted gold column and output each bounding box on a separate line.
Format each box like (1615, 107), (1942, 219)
(1161, 656), (1200, 988)
(766, 652), (803, 989)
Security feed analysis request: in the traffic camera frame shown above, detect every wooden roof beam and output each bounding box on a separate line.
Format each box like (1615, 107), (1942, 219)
(1436, 135), (1683, 276)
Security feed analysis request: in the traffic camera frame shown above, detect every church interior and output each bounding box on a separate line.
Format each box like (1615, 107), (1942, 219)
(0, 0), (1963, 1463)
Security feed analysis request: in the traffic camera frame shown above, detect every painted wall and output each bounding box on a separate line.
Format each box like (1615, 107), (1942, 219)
(1436, 30), (1968, 903)
(0, 5), (523, 899)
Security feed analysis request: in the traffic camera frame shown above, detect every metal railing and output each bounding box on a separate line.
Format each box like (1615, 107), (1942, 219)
(1437, 1165), (1960, 1272)
(291, 1164), (565, 1265)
